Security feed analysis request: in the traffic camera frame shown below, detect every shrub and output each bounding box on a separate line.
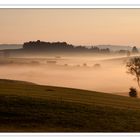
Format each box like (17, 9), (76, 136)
(129, 87), (137, 97)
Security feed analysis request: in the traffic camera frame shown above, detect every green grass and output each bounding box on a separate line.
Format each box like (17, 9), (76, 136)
(0, 79), (140, 132)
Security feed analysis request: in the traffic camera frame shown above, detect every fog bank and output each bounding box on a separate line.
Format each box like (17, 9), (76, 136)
(0, 56), (137, 96)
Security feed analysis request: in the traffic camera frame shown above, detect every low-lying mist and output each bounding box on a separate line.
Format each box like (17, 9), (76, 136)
(0, 55), (138, 96)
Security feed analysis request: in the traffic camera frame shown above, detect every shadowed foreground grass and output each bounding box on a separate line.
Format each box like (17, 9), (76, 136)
(0, 79), (140, 132)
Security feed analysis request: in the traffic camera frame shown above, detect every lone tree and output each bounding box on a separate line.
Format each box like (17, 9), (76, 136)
(126, 57), (140, 88)
(132, 46), (139, 54)
(129, 87), (137, 97)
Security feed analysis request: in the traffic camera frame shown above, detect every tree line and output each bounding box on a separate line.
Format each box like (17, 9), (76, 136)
(23, 40), (110, 54)
(23, 40), (139, 54)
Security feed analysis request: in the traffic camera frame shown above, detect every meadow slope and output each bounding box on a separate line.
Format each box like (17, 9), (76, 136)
(0, 79), (140, 132)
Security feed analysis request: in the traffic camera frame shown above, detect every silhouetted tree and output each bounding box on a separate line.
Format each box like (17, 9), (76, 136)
(126, 57), (140, 88)
(132, 46), (139, 54)
(129, 87), (137, 97)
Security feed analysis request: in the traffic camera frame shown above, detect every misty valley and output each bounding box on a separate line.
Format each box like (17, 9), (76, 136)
(0, 41), (139, 97)
(0, 40), (140, 132)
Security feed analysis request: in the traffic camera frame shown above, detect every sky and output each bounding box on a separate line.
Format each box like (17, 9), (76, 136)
(0, 9), (140, 46)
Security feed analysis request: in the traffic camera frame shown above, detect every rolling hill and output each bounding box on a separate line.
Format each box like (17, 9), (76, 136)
(0, 79), (140, 132)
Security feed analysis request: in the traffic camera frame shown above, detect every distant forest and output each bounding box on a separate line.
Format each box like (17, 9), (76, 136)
(23, 40), (139, 54)
(0, 40), (138, 57)
(23, 40), (110, 54)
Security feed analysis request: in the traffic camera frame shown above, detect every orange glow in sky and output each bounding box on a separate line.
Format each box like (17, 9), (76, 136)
(0, 9), (140, 46)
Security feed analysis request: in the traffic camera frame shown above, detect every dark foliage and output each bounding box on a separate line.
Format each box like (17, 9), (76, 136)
(129, 87), (137, 97)
(126, 57), (140, 88)
(132, 46), (139, 54)
(23, 40), (110, 54)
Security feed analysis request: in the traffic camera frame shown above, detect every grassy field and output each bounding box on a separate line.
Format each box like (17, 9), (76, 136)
(0, 79), (140, 132)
